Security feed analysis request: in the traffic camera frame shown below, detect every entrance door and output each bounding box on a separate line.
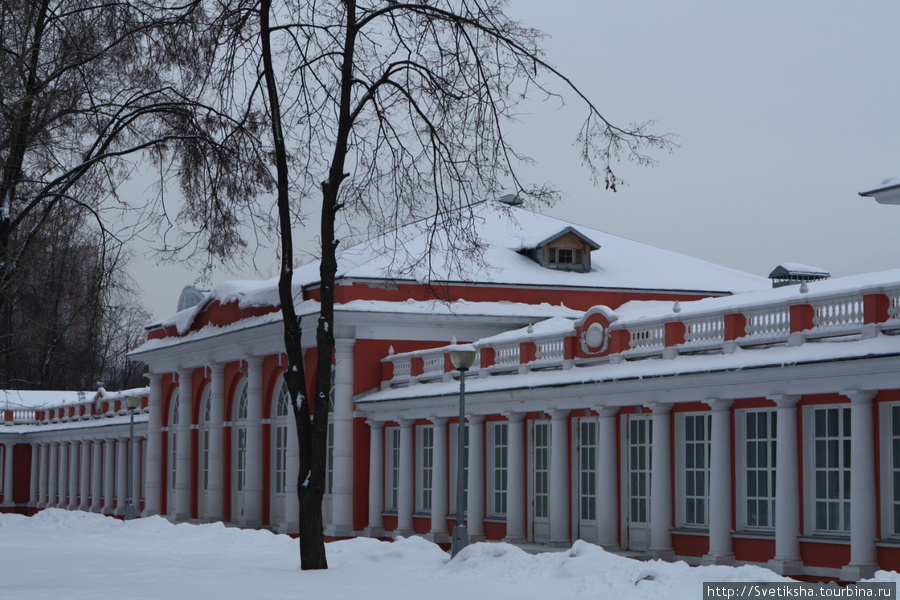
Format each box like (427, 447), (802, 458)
(624, 415), (651, 550)
(576, 419), (598, 542)
(531, 420), (550, 542)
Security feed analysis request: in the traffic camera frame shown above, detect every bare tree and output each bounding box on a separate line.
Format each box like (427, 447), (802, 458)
(0, 0), (267, 387)
(168, 0), (674, 570)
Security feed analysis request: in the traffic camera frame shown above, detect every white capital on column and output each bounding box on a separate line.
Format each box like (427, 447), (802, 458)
(364, 420), (385, 537)
(429, 417), (449, 542)
(503, 413), (526, 543)
(648, 403), (674, 559)
(397, 419), (415, 536)
(842, 390), (879, 582)
(467, 415), (486, 541)
(144, 373), (164, 516)
(548, 409), (570, 546)
(769, 395), (802, 575)
(703, 399), (734, 565)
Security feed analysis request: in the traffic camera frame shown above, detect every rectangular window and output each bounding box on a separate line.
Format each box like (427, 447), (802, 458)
(681, 413), (711, 527)
(742, 410), (777, 529)
(274, 426), (287, 494)
(417, 426), (434, 512)
(813, 406), (850, 533)
(489, 422), (508, 517)
(891, 406), (900, 536)
(385, 427), (400, 511)
(327, 421), (334, 495)
(0, 445), (4, 495)
(203, 430), (211, 490)
(579, 420), (598, 521)
(557, 248), (573, 264)
(533, 421), (550, 519)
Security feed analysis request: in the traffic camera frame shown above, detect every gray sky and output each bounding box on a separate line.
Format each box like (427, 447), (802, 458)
(135, 1), (900, 321)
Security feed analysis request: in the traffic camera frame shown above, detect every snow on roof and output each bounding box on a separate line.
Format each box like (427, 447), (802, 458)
(153, 200), (768, 332)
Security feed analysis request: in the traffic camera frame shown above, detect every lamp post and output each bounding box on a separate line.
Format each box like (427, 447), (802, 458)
(124, 395), (142, 520)
(449, 345), (477, 559)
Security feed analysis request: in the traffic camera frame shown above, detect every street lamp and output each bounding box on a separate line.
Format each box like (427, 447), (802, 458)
(124, 395), (142, 520)
(448, 344), (477, 559)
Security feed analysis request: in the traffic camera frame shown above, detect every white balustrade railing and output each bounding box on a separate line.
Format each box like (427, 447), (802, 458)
(534, 337), (565, 364)
(811, 295), (864, 336)
(493, 343), (520, 368)
(625, 325), (665, 355)
(421, 354), (445, 378)
(683, 315), (724, 348)
(744, 307), (789, 343)
(5, 402), (147, 425)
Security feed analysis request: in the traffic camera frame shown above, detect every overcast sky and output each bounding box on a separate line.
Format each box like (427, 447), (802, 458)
(134, 1), (900, 321)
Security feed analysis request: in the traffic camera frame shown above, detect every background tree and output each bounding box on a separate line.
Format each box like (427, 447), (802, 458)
(0, 0), (260, 389)
(172, 0), (673, 570)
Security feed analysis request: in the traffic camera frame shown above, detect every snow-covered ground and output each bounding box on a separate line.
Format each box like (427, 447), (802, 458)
(1, 510), (897, 599)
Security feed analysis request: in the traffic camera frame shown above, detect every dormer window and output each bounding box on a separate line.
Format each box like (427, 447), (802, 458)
(520, 227), (600, 273)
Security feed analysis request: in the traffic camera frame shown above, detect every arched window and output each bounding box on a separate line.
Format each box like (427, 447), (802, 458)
(168, 390), (180, 516)
(232, 379), (249, 520)
(198, 386), (212, 519)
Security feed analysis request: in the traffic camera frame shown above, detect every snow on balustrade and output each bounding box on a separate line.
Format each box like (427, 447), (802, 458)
(683, 315), (724, 348)
(421, 354), (445, 378)
(393, 358), (411, 379)
(625, 325), (665, 355)
(493, 343), (520, 368)
(534, 337), (565, 364)
(744, 307), (790, 343)
(811, 295), (864, 335)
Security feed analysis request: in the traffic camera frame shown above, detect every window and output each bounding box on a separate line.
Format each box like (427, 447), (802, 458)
(0, 445), (4, 495)
(488, 422), (508, 517)
(737, 409), (776, 530)
(885, 405), (900, 536)
(201, 389), (211, 491)
(274, 381), (290, 495)
(326, 420), (334, 495)
(678, 413), (711, 527)
(579, 420), (597, 521)
(417, 426), (434, 513)
(170, 392), (179, 492)
(533, 421), (550, 519)
(811, 406), (850, 533)
(557, 248), (573, 264)
(235, 383), (248, 494)
(385, 427), (400, 511)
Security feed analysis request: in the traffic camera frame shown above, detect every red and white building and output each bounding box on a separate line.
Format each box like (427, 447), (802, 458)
(2, 201), (899, 582)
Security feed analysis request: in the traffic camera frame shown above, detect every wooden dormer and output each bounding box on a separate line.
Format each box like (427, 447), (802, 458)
(521, 227), (600, 272)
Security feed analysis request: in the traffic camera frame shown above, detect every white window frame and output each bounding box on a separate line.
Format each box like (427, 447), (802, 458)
(803, 404), (851, 536)
(487, 421), (508, 518)
(416, 425), (434, 513)
(675, 411), (711, 529)
(735, 408), (777, 531)
(385, 426), (401, 512)
(879, 402), (900, 539)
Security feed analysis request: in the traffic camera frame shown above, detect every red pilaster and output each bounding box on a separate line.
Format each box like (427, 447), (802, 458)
(789, 304), (815, 333)
(665, 321), (686, 347)
(864, 293), (891, 324)
(723, 313), (747, 341)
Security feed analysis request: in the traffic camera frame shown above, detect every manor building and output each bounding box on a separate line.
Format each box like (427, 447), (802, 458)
(2, 201), (898, 582)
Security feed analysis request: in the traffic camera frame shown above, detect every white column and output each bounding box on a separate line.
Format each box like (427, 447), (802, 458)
(397, 419), (415, 536)
(78, 441), (91, 511)
(326, 338), (355, 537)
(503, 413), (526, 543)
(90, 441), (102, 513)
(47, 443), (58, 507)
(548, 409), (570, 546)
(769, 394), (802, 575)
(29, 443), (39, 509)
(66, 441), (79, 510)
(428, 417), (449, 543)
(114, 438), (128, 516)
(596, 408), (619, 549)
(132, 437), (142, 515)
(102, 438), (116, 515)
(58, 442), (69, 508)
(242, 357), (263, 526)
(2, 443), (15, 507)
(206, 363), (225, 522)
(175, 368), (194, 522)
(364, 420), (385, 537)
(842, 390), (879, 582)
(648, 403), (674, 559)
(144, 373), (164, 516)
(37, 443), (49, 509)
(703, 399), (734, 564)
(467, 415), (486, 541)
